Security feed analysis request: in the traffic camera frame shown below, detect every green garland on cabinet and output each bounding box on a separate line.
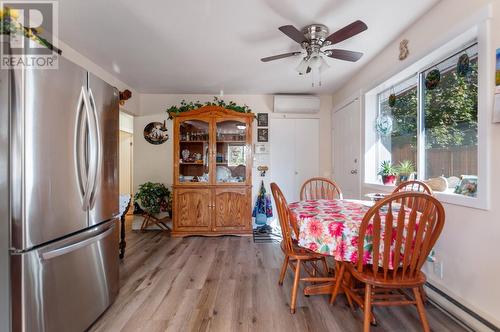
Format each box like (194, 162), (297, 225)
(165, 97), (252, 119)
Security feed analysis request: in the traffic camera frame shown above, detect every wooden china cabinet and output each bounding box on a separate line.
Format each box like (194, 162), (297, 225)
(172, 106), (254, 237)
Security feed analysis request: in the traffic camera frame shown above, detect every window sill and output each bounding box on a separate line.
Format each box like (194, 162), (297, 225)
(363, 182), (488, 210)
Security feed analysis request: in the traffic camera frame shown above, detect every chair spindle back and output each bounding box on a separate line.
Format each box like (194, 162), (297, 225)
(393, 180), (433, 211)
(300, 177), (343, 200)
(356, 192), (445, 281)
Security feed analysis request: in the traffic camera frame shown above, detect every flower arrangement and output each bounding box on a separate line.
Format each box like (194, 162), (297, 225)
(0, 7), (58, 53)
(166, 97), (252, 119)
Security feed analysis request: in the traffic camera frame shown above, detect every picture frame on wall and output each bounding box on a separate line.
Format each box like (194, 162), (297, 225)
(494, 48), (500, 122)
(257, 128), (268, 142)
(257, 113), (268, 127)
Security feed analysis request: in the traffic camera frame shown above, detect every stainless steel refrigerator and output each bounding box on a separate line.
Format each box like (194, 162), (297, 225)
(0, 43), (120, 332)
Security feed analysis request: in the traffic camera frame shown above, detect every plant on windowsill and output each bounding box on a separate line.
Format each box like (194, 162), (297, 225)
(396, 160), (415, 184)
(134, 182), (171, 214)
(378, 160), (398, 185)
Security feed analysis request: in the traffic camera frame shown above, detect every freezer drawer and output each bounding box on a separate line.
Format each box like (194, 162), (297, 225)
(11, 220), (119, 332)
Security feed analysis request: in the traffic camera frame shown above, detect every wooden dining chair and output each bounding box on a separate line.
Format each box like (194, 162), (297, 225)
(393, 180), (434, 226)
(331, 192), (445, 332)
(300, 177), (343, 200)
(270, 182), (330, 314)
(393, 180), (433, 195)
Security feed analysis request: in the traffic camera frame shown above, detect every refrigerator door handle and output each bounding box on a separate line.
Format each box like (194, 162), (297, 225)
(40, 223), (115, 260)
(87, 88), (101, 210)
(75, 86), (94, 210)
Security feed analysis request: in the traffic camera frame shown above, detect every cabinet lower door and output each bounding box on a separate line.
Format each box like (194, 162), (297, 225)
(214, 187), (251, 232)
(175, 188), (211, 231)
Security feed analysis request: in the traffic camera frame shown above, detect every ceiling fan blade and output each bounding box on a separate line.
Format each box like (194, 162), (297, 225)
(325, 20), (367, 44)
(326, 49), (363, 62)
(261, 51), (301, 62)
(278, 25), (307, 44)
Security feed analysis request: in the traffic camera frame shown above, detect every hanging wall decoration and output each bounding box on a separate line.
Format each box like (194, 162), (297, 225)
(143, 121), (169, 145)
(399, 39), (409, 61)
(456, 53), (470, 77)
(388, 92), (396, 108)
(119, 89), (132, 106)
(257, 113), (268, 127)
(494, 48), (500, 123)
(257, 128), (268, 142)
(425, 69), (441, 90)
(375, 113), (394, 137)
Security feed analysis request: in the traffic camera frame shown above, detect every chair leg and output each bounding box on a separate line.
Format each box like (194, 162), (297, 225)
(290, 259), (301, 314)
(363, 284), (372, 332)
(330, 262), (345, 304)
(279, 256), (289, 285)
(420, 285), (428, 304)
(413, 287), (430, 332)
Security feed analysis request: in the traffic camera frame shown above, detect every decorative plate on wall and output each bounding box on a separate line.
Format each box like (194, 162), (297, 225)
(144, 122), (169, 145)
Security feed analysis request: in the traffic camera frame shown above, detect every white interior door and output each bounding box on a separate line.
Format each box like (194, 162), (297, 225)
(270, 118), (319, 202)
(270, 118), (296, 202)
(119, 131), (133, 195)
(333, 99), (361, 199)
(295, 118), (319, 197)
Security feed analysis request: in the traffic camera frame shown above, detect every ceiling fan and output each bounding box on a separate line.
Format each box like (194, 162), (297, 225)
(261, 20), (368, 85)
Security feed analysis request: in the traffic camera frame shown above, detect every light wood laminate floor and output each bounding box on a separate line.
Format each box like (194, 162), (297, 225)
(89, 218), (467, 332)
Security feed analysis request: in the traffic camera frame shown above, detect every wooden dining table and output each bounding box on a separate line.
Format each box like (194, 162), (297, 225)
(288, 198), (375, 296)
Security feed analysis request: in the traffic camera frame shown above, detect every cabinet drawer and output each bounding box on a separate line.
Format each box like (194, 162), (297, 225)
(213, 187), (251, 231)
(174, 188), (211, 231)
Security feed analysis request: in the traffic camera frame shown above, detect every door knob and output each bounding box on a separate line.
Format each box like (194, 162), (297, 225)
(350, 169), (358, 174)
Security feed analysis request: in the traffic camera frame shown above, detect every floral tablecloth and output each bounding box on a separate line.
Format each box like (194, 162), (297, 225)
(289, 199), (415, 267)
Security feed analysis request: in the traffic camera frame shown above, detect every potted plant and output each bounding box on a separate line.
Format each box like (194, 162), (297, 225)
(134, 182), (170, 214)
(378, 160), (398, 185)
(396, 160), (415, 183)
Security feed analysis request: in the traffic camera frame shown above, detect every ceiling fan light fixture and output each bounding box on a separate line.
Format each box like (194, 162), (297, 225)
(261, 20), (367, 86)
(295, 58), (309, 75)
(318, 56), (330, 73)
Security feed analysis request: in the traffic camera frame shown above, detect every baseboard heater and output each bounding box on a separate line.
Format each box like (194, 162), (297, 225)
(425, 282), (499, 332)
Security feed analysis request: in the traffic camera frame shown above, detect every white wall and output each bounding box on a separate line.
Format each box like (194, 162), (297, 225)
(133, 94), (333, 202)
(332, 0), (500, 328)
(57, 40), (140, 115)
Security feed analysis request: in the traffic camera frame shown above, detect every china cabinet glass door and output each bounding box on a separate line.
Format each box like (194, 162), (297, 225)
(215, 120), (248, 184)
(178, 119), (210, 183)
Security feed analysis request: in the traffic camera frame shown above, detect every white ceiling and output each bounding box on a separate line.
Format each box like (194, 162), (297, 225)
(59, 0), (439, 94)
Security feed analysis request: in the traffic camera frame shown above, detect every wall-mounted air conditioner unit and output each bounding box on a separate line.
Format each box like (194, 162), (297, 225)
(273, 95), (321, 114)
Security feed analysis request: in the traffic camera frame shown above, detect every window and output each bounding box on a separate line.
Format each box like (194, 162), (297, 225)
(423, 45), (478, 180)
(367, 43), (478, 198)
(377, 76), (418, 173)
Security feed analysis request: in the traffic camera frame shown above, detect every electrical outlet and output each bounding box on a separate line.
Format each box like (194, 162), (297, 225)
(433, 261), (444, 279)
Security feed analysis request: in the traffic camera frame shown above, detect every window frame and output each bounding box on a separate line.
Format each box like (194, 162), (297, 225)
(363, 24), (491, 210)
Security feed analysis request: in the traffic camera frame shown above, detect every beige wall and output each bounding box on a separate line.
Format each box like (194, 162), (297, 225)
(332, 0), (500, 328)
(133, 94), (333, 200)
